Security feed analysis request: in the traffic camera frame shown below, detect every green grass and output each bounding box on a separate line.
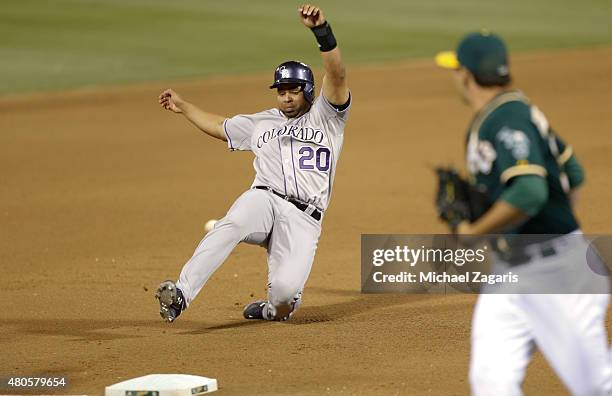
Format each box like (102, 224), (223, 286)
(1, 0), (611, 94)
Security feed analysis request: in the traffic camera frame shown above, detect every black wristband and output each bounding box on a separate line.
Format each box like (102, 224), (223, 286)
(311, 22), (337, 52)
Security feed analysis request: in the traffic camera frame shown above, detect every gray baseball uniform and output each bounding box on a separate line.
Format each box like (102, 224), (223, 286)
(176, 89), (350, 319)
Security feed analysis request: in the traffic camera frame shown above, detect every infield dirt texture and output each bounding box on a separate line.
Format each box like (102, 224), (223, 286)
(2, 1), (612, 395)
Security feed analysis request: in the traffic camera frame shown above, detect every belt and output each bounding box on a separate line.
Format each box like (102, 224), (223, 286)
(497, 245), (557, 267)
(254, 186), (322, 221)
(492, 233), (579, 266)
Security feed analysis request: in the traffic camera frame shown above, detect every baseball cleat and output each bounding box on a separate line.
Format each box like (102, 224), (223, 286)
(243, 300), (268, 320)
(155, 280), (186, 323)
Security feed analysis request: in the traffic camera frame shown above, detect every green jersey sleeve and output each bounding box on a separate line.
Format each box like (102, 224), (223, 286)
(500, 175), (548, 216)
(483, 107), (548, 185)
(553, 133), (585, 188)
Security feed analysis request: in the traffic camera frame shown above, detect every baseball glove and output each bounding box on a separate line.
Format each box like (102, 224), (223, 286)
(435, 167), (490, 229)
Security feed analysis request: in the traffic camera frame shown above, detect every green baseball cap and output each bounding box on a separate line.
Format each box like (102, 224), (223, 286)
(436, 31), (510, 85)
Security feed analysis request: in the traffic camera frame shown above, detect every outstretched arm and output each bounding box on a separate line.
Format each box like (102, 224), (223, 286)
(298, 4), (349, 106)
(158, 89), (227, 142)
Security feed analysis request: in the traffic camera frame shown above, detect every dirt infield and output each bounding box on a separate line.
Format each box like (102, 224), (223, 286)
(2, 47), (612, 395)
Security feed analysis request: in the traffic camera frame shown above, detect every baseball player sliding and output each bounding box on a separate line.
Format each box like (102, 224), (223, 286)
(156, 4), (350, 322)
(436, 32), (611, 394)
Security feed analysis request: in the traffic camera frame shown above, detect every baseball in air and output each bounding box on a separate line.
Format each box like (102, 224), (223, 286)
(204, 219), (218, 233)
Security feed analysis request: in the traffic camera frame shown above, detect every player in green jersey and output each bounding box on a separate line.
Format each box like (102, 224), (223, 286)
(436, 32), (611, 395)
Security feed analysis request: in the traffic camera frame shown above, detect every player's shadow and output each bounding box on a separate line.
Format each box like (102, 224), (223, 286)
(2, 318), (152, 342)
(1, 290), (447, 339)
(288, 290), (437, 325)
(0, 317), (219, 342)
(182, 288), (441, 333)
(182, 319), (266, 333)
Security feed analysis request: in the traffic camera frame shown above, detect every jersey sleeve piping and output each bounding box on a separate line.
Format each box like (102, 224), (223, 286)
(557, 146), (573, 166)
(500, 164), (547, 184)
